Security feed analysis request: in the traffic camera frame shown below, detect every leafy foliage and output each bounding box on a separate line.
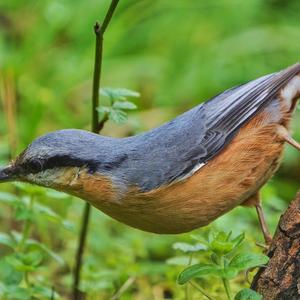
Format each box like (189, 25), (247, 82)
(234, 288), (263, 300)
(98, 87), (139, 124)
(172, 242), (207, 253)
(0, 184), (67, 299)
(176, 231), (268, 299)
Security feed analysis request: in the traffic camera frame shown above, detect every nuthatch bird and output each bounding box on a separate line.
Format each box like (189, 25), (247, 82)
(1, 63), (300, 244)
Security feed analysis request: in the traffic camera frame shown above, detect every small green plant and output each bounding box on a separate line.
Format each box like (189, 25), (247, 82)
(98, 87), (140, 125)
(79, 260), (119, 296)
(175, 231), (268, 300)
(0, 184), (72, 300)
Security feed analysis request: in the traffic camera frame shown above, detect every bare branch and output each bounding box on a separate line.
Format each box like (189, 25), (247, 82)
(73, 1), (120, 299)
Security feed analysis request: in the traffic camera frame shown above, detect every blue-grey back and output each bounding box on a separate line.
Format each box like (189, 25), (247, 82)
(27, 63), (300, 192)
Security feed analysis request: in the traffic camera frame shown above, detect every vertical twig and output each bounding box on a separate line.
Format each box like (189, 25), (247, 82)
(72, 1), (120, 299)
(91, 21), (103, 133)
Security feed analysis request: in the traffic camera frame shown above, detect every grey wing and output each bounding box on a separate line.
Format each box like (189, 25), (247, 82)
(114, 63), (300, 191)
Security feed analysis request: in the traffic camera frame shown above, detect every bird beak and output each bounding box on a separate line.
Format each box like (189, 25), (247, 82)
(0, 165), (15, 183)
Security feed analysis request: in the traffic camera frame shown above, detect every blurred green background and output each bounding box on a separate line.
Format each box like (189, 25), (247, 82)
(0, 0), (300, 299)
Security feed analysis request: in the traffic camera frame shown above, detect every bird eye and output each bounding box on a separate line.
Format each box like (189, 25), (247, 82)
(26, 159), (43, 173)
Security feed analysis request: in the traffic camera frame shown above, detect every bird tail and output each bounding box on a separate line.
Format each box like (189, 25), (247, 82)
(200, 62), (300, 163)
(206, 62), (300, 132)
(279, 63), (300, 111)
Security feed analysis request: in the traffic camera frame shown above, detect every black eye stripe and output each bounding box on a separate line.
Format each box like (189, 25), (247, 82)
(43, 155), (89, 169)
(22, 155), (96, 174)
(25, 159), (43, 173)
(20, 153), (127, 175)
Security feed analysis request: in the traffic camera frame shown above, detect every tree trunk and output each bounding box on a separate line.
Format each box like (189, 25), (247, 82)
(251, 191), (300, 299)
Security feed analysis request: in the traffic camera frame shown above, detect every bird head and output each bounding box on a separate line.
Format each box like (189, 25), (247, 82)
(0, 129), (101, 192)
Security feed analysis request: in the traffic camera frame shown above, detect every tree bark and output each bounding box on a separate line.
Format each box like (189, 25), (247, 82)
(251, 191), (300, 300)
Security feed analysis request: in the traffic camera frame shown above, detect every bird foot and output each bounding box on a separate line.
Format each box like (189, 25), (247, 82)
(255, 203), (273, 247)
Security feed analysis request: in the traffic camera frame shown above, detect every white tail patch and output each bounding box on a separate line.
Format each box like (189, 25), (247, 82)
(280, 74), (300, 110)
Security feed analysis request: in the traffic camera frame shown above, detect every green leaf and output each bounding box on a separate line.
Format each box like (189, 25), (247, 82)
(190, 234), (209, 247)
(33, 202), (74, 230)
(113, 100), (137, 110)
(210, 231), (227, 243)
(80, 266), (118, 293)
(62, 220), (75, 231)
(80, 279), (114, 293)
(23, 251), (44, 267)
(45, 190), (70, 199)
(11, 231), (22, 243)
(33, 202), (60, 219)
(234, 288), (263, 300)
(13, 182), (46, 195)
(100, 87), (140, 101)
(32, 285), (59, 299)
(231, 233), (245, 249)
(0, 232), (16, 249)
(173, 242), (207, 253)
(15, 206), (34, 221)
(109, 109), (128, 124)
(222, 266), (239, 279)
(6, 251), (43, 272)
(229, 253), (269, 271)
(0, 191), (18, 205)
(210, 239), (234, 255)
(96, 106), (112, 122)
(178, 264), (221, 284)
(4, 285), (31, 300)
(226, 231), (233, 241)
(166, 256), (199, 266)
(210, 253), (220, 265)
(97, 106), (110, 123)
(62, 220), (74, 230)
(6, 255), (35, 272)
(209, 231), (245, 255)
(96, 105), (111, 114)
(26, 239), (64, 265)
(0, 259), (23, 285)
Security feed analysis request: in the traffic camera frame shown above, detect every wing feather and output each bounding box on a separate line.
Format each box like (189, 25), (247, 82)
(112, 63), (300, 191)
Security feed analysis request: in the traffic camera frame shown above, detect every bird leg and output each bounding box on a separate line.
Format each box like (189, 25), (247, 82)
(255, 202), (272, 245)
(277, 125), (300, 151)
(242, 193), (272, 245)
(243, 126), (300, 245)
